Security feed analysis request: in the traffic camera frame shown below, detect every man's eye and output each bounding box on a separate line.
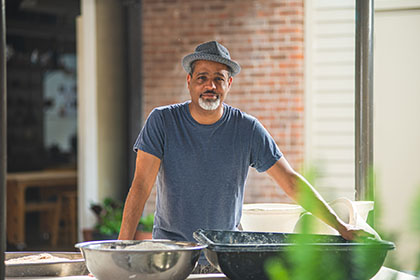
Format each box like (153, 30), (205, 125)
(198, 76), (206, 80)
(215, 77), (224, 81)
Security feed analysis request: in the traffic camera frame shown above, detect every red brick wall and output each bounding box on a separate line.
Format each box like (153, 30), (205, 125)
(141, 0), (305, 215)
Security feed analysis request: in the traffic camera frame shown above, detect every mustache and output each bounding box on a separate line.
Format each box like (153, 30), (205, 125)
(201, 90), (217, 96)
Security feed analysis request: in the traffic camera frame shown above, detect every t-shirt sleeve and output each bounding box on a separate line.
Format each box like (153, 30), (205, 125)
(133, 108), (165, 159)
(249, 119), (282, 172)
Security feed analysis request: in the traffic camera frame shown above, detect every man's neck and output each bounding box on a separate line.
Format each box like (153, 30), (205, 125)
(189, 102), (224, 125)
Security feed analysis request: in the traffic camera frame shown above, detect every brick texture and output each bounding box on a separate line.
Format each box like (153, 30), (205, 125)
(140, 0), (305, 215)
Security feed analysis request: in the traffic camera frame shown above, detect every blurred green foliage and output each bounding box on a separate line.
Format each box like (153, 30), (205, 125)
(264, 165), (398, 280)
(411, 187), (420, 277)
(91, 197), (123, 235)
(139, 213), (154, 232)
(410, 186), (420, 233)
(90, 198), (154, 236)
(265, 167), (348, 280)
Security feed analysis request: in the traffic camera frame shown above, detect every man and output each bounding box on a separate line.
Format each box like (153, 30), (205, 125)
(119, 41), (372, 260)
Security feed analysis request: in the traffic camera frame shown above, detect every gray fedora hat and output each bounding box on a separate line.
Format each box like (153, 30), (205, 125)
(182, 41), (241, 76)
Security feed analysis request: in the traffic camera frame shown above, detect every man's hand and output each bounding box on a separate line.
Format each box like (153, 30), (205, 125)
(337, 223), (379, 241)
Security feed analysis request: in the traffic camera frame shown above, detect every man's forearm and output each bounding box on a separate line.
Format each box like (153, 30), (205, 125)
(266, 160), (345, 233)
(294, 174), (346, 233)
(119, 150), (161, 240)
(118, 185), (148, 240)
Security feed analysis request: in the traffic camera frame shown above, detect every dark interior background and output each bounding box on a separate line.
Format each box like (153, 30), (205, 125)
(6, 0), (79, 172)
(5, 0), (80, 251)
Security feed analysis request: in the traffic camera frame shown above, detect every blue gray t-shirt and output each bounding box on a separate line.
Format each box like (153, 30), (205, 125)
(133, 101), (282, 243)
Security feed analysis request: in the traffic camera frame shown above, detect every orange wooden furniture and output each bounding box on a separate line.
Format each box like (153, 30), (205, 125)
(57, 190), (78, 245)
(6, 170), (77, 248)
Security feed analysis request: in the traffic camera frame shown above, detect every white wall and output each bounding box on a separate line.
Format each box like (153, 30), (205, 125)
(304, 0), (356, 200)
(374, 3), (420, 271)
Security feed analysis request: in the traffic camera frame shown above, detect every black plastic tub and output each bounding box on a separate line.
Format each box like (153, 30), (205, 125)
(193, 229), (395, 280)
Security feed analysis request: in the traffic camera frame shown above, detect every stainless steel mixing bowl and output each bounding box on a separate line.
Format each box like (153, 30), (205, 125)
(75, 239), (206, 280)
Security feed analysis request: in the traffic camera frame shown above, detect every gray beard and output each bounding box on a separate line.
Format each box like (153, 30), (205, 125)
(198, 97), (220, 111)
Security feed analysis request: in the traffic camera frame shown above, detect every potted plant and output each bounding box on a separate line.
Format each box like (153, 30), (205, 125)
(83, 198), (154, 241)
(89, 197), (123, 240)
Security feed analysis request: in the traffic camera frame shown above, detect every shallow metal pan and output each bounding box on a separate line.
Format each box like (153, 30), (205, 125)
(5, 251), (88, 277)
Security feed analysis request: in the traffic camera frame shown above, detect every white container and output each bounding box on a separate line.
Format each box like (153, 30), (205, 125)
(329, 198), (374, 224)
(350, 200), (374, 222)
(240, 203), (304, 233)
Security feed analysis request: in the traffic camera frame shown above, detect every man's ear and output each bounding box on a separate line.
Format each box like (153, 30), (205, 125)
(228, 76), (233, 88)
(187, 74), (192, 86)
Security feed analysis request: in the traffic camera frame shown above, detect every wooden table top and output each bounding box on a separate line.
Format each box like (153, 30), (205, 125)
(7, 170), (77, 182)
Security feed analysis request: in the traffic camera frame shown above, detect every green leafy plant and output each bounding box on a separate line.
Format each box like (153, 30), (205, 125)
(90, 198), (154, 236)
(138, 213), (154, 232)
(90, 198), (123, 236)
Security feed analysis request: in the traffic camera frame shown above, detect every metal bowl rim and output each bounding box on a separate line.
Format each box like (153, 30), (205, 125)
(75, 239), (207, 252)
(193, 229), (395, 252)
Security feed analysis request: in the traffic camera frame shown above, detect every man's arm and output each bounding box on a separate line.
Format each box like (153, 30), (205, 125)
(118, 150), (161, 240)
(266, 157), (373, 240)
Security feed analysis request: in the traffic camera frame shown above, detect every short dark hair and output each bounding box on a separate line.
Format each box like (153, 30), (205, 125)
(189, 61), (233, 78)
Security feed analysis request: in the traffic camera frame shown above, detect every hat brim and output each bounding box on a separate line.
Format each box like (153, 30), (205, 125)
(182, 53), (241, 77)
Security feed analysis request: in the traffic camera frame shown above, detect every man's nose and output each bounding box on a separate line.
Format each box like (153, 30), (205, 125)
(204, 79), (216, 89)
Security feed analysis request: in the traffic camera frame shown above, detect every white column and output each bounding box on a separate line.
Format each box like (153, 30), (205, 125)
(77, 0), (99, 239)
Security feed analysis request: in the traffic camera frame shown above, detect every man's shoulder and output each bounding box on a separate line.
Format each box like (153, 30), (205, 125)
(147, 102), (188, 120)
(144, 102), (188, 127)
(153, 102), (188, 113)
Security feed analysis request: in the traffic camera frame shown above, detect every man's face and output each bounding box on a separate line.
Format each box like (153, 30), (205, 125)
(187, 60), (233, 111)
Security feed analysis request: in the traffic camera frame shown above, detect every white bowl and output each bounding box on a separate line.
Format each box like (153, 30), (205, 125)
(240, 203), (304, 233)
